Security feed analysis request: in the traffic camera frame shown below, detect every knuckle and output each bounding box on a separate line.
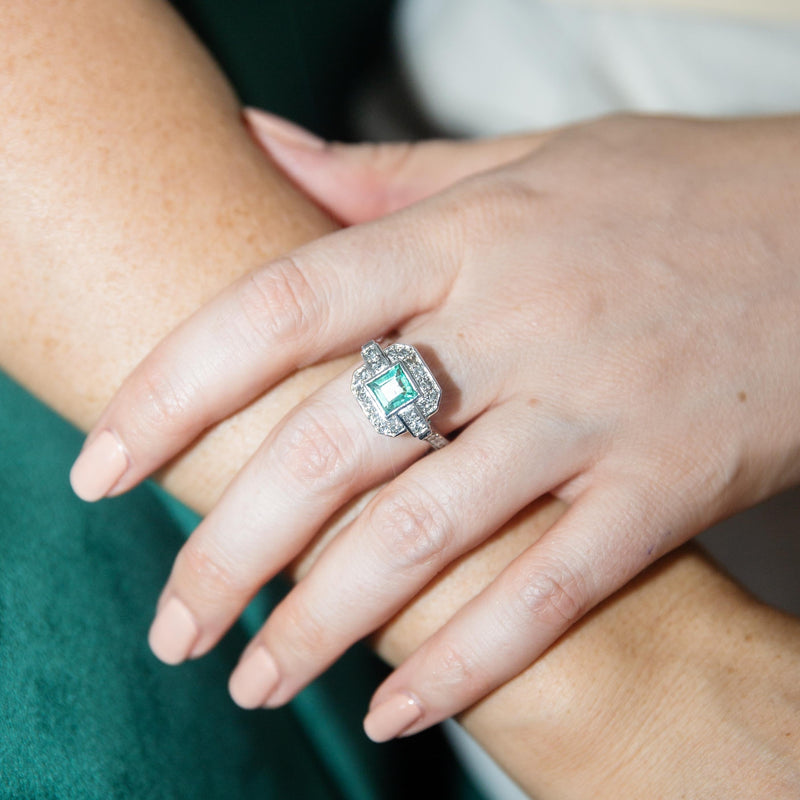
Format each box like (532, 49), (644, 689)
(238, 255), (322, 348)
(431, 643), (487, 695)
(511, 558), (589, 630)
(175, 542), (250, 601)
(513, 254), (609, 337)
(128, 360), (198, 439)
(457, 171), (539, 234)
(274, 402), (354, 493)
(273, 592), (333, 662)
(368, 484), (454, 574)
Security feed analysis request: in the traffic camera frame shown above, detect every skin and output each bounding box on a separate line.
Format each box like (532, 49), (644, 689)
(79, 107), (800, 737)
(1, 1), (799, 796)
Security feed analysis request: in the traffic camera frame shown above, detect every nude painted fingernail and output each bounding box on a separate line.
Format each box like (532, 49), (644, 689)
(244, 108), (324, 151)
(228, 646), (279, 710)
(363, 693), (423, 743)
(148, 597), (198, 665)
(69, 430), (128, 502)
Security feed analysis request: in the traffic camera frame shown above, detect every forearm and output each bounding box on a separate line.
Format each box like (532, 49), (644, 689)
(433, 540), (800, 798)
(1, 2), (798, 797)
(0, 0), (335, 440)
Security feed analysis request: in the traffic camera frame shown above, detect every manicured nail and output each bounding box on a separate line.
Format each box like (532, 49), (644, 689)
(363, 693), (423, 743)
(228, 646), (280, 709)
(69, 430), (128, 502)
(148, 596), (198, 665)
(243, 108), (325, 151)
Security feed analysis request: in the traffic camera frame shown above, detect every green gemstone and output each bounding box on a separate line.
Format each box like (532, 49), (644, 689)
(367, 363), (419, 415)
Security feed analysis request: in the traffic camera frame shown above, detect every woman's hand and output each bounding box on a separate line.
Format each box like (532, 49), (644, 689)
(70, 112), (800, 741)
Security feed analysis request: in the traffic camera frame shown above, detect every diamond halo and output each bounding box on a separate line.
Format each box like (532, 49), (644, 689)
(352, 340), (447, 448)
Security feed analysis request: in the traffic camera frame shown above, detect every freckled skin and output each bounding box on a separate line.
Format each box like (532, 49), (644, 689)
(0, 2), (798, 797)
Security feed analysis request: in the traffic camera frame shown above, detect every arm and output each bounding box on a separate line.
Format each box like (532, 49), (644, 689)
(1, 2), (798, 796)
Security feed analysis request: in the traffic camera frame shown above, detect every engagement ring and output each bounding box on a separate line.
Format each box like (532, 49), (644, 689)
(351, 340), (448, 449)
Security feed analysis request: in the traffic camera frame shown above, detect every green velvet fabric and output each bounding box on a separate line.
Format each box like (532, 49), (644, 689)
(0, 375), (482, 799)
(170, 0), (396, 137)
(0, 2), (487, 797)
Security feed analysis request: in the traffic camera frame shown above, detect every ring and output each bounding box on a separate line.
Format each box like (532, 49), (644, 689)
(351, 340), (449, 450)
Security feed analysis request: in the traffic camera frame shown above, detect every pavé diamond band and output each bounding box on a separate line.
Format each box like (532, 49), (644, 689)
(351, 340), (449, 450)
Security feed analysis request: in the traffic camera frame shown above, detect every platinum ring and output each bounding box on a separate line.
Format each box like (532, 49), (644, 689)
(351, 340), (449, 450)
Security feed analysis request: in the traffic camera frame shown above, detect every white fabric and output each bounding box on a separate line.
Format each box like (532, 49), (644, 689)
(555, 0), (800, 23)
(443, 721), (530, 800)
(397, 0), (800, 135)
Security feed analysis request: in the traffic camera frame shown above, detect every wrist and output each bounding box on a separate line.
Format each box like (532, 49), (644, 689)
(454, 544), (800, 799)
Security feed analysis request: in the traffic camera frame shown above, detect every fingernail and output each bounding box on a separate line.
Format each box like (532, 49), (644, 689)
(69, 430), (128, 502)
(228, 646), (280, 709)
(363, 693), (423, 743)
(243, 108), (325, 151)
(148, 596), (198, 665)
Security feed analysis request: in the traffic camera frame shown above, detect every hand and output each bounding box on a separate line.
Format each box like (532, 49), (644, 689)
(70, 111), (800, 741)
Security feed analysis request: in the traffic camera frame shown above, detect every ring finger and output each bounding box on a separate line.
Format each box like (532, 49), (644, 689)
(146, 328), (497, 664)
(227, 398), (592, 708)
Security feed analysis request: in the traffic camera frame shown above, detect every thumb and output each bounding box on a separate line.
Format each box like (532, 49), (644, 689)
(244, 108), (550, 225)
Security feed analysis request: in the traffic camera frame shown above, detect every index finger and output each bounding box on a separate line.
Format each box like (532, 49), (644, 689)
(69, 208), (458, 501)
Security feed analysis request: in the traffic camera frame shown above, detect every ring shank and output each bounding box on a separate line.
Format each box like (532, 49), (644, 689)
(424, 430), (449, 450)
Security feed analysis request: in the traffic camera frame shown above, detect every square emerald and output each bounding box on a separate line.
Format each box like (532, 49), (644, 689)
(367, 363), (419, 415)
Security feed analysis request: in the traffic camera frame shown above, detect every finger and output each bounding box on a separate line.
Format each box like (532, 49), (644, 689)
(226, 399), (591, 709)
(360, 484), (672, 742)
(145, 364), (414, 665)
(145, 326), (500, 665)
(244, 108), (552, 224)
(69, 206), (459, 502)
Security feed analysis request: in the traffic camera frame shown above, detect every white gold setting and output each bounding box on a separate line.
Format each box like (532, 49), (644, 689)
(352, 340), (448, 449)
